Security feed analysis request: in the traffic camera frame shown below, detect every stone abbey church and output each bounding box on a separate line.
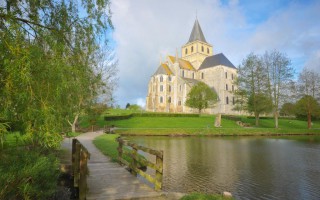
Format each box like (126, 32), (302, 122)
(146, 19), (238, 114)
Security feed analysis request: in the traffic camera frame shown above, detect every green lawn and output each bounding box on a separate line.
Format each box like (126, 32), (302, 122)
(180, 193), (234, 200)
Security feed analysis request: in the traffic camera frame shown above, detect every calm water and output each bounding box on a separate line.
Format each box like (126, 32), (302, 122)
(128, 136), (320, 200)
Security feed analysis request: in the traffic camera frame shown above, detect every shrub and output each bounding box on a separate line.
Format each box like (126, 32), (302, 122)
(104, 113), (200, 121)
(0, 149), (59, 199)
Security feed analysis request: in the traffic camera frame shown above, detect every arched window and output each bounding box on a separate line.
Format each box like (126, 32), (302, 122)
(226, 84), (228, 91)
(179, 85), (182, 91)
(201, 46), (204, 52)
(182, 70), (184, 77)
(225, 72), (228, 79)
(178, 100), (181, 105)
(226, 96), (229, 105)
(168, 85), (172, 92)
(168, 97), (171, 103)
(201, 72), (204, 79)
(232, 97), (235, 105)
(160, 76), (163, 82)
(207, 48), (209, 54)
(168, 76), (172, 81)
(191, 46), (194, 52)
(160, 85), (163, 92)
(232, 85), (234, 91)
(192, 73), (194, 79)
(160, 96), (163, 103)
(185, 48), (188, 55)
(232, 74), (234, 80)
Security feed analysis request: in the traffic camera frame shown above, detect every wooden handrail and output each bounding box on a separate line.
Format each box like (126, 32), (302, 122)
(116, 137), (163, 191)
(72, 139), (90, 200)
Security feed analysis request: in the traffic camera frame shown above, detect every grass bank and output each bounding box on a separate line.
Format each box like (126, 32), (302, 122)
(101, 110), (320, 136)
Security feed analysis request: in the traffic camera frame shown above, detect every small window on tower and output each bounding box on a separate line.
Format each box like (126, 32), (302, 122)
(201, 72), (204, 79)
(225, 72), (228, 79)
(185, 48), (188, 55)
(191, 46), (194, 52)
(192, 73), (194, 79)
(160, 76), (163, 82)
(207, 48), (209, 54)
(201, 46), (204, 52)
(160, 85), (163, 92)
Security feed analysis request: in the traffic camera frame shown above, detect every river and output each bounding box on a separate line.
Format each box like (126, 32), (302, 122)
(128, 136), (320, 200)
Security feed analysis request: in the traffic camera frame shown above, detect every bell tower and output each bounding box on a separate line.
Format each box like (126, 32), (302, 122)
(181, 19), (213, 70)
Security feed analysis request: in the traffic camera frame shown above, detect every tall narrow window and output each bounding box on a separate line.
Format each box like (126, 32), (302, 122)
(226, 96), (229, 105)
(201, 72), (204, 79)
(168, 97), (171, 103)
(191, 46), (194, 52)
(232, 74), (234, 80)
(185, 48), (188, 55)
(232, 85), (234, 91)
(179, 85), (182, 92)
(207, 48), (209, 54)
(178, 100), (181, 105)
(226, 84), (228, 91)
(168, 76), (172, 81)
(192, 73), (194, 79)
(168, 85), (172, 92)
(160, 85), (163, 92)
(160, 96), (163, 103)
(225, 72), (227, 79)
(232, 97), (235, 105)
(201, 46), (204, 52)
(160, 76), (163, 82)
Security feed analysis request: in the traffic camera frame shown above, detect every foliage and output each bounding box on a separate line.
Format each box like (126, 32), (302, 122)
(295, 95), (320, 128)
(0, 122), (9, 149)
(0, 149), (59, 199)
(0, 0), (116, 148)
(105, 112), (200, 121)
(185, 82), (218, 113)
(126, 103), (131, 109)
(180, 193), (234, 200)
(280, 103), (295, 116)
(247, 93), (273, 126)
(297, 67), (320, 101)
(128, 104), (143, 111)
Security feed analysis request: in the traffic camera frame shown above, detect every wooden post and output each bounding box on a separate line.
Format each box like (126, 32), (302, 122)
(72, 139), (77, 173)
(131, 147), (138, 176)
(74, 143), (81, 188)
(155, 151), (163, 191)
(79, 149), (88, 200)
(117, 139), (123, 164)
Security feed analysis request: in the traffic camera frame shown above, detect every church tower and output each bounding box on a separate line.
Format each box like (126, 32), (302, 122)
(181, 19), (213, 69)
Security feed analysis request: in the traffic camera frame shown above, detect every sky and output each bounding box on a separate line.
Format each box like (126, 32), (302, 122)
(109, 0), (320, 108)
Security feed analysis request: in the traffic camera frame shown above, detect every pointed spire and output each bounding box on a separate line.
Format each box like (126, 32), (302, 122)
(188, 19), (207, 43)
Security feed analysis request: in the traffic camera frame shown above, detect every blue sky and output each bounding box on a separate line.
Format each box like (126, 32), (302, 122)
(109, 0), (320, 108)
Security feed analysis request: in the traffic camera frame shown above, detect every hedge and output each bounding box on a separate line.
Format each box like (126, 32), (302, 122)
(104, 113), (200, 121)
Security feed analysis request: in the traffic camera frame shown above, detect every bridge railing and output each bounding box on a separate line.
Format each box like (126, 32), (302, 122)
(116, 137), (163, 191)
(72, 139), (90, 200)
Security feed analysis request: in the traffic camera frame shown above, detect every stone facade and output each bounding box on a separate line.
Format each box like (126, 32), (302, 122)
(146, 19), (239, 115)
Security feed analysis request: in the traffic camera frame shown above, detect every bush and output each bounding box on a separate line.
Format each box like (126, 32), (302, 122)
(0, 149), (59, 199)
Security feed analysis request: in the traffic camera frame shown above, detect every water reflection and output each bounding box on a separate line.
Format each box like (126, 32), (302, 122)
(129, 136), (320, 200)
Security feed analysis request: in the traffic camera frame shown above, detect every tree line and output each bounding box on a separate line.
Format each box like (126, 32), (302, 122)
(234, 50), (320, 128)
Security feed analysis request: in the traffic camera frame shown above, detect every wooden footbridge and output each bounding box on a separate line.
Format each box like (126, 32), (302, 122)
(61, 131), (173, 200)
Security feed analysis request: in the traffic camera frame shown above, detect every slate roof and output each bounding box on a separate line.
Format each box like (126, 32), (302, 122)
(153, 63), (173, 76)
(188, 19), (207, 43)
(198, 53), (236, 70)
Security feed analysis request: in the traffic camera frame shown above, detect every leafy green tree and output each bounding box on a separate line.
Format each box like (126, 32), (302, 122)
(0, 0), (114, 148)
(295, 95), (320, 129)
(126, 103), (131, 109)
(185, 82), (218, 113)
(247, 93), (273, 126)
(128, 104), (142, 111)
(280, 102), (295, 116)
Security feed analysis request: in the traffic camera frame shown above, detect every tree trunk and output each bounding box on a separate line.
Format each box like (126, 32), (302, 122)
(69, 114), (79, 133)
(255, 112), (259, 126)
(274, 111), (279, 128)
(307, 112), (312, 129)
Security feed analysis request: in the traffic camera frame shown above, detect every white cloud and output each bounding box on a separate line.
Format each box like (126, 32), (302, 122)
(110, 0), (320, 107)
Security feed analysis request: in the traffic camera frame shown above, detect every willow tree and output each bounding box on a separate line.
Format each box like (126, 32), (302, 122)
(0, 0), (115, 148)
